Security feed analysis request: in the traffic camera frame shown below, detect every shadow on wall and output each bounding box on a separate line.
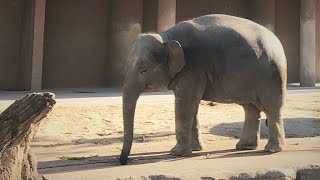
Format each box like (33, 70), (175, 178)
(210, 118), (320, 139)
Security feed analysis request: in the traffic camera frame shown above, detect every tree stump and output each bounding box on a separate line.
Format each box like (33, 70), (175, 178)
(0, 92), (56, 180)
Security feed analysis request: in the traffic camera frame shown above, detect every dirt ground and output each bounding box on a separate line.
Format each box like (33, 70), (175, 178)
(17, 87), (317, 157)
(0, 87), (319, 179)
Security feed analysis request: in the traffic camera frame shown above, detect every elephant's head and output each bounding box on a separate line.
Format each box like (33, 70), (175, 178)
(119, 34), (185, 165)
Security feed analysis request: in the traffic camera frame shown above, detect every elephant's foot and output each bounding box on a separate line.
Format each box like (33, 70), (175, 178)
(170, 144), (192, 156)
(264, 142), (284, 152)
(192, 139), (205, 151)
(236, 140), (258, 150)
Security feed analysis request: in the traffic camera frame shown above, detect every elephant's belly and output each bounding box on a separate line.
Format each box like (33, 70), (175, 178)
(202, 82), (256, 105)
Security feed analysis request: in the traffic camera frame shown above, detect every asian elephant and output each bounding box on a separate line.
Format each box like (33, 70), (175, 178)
(119, 14), (287, 165)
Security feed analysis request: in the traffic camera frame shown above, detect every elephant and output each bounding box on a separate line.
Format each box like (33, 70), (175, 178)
(119, 14), (287, 165)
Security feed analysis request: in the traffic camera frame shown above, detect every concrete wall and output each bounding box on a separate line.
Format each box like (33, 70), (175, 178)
(176, 0), (249, 22)
(0, 0), (47, 91)
(248, 0), (275, 32)
(0, 0), (315, 90)
(142, 0), (176, 33)
(207, 0), (249, 18)
(0, 0), (24, 90)
(42, 0), (111, 88)
(30, 0), (46, 90)
(109, 0), (143, 86)
(275, 0), (300, 83)
(19, 1), (35, 90)
(300, 0), (316, 86)
(158, 0), (176, 32)
(142, 0), (158, 32)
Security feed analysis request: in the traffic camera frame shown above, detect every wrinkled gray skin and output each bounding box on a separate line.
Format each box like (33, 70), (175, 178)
(120, 14), (287, 165)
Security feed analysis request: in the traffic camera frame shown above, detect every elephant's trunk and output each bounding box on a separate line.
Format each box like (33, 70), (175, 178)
(119, 79), (142, 165)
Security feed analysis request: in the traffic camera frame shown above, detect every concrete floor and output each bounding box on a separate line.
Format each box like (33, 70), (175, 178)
(40, 138), (320, 180)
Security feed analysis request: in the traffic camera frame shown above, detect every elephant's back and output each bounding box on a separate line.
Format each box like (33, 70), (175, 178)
(167, 14), (286, 70)
(187, 14), (274, 38)
(167, 14), (287, 104)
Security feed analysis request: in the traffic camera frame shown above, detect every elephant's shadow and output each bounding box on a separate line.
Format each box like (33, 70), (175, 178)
(209, 117), (320, 138)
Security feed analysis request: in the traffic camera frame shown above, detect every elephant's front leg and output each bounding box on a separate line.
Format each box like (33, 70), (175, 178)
(170, 98), (194, 156)
(170, 74), (206, 156)
(171, 99), (204, 156)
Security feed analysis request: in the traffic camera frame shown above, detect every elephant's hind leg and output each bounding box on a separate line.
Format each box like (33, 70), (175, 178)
(236, 104), (261, 150)
(264, 109), (285, 152)
(191, 113), (205, 151)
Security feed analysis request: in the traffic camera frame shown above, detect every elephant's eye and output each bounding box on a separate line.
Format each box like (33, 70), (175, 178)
(140, 69), (147, 75)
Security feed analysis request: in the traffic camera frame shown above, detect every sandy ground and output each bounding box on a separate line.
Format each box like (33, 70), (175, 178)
(0, 86), (319, 178)
(33, 88), (320, 147)
(1, 86), (319, 157)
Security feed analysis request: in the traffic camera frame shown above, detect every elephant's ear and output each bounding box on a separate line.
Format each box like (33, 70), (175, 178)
(165, 40), (185, 78)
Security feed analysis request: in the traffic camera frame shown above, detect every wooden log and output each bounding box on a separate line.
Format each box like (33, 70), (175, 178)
(0, 92), (56, 180)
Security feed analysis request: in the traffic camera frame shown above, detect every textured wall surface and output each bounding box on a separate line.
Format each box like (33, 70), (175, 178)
(43, 0), (111, 88)
(0, 0), (24, 90)
(248, 0), (275, 32)
(300, 0), (316, 86)
(109, 0), (143, 86)
(275, 0), (300, 83)
(0, 0), (313, 89)
(176, 0), (249, 22)
(142, 0), (158, 33)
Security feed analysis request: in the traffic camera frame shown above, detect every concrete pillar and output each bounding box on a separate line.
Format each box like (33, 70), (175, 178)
(157, 0), (176, 32)
(142, 0), (176, 33)
(109, 0), (143, 86)
(275, 0), (300, 83)
(142, 0), (158, 32)
(248, 0), (275, 32)
(31, 0), (46, 90)
(300, 0), (316, 87)
(18, 1), (34, 90)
